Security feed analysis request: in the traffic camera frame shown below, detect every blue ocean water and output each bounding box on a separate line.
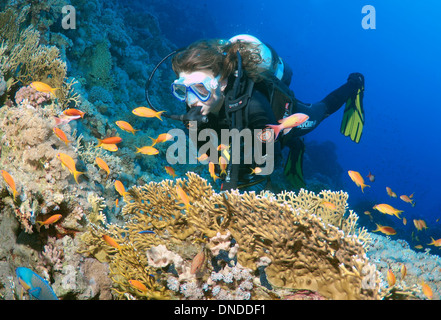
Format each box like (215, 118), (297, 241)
(141, 0), (441, 249)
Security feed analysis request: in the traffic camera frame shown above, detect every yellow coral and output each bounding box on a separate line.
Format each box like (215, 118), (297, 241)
(80, 172), (379, 300)
(0, 7), (77, 108)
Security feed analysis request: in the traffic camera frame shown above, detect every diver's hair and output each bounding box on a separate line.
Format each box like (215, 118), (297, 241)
(172, 39), (263, 82)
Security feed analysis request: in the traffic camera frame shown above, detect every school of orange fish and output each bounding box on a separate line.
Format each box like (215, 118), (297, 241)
(2, 82), (437, 298)
(1, 81), (256, 294)
(348, 169), (438, 299)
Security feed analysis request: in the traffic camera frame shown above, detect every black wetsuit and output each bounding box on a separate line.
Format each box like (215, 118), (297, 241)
(195, 73), (364, 192)
(282, 76), (363, 146)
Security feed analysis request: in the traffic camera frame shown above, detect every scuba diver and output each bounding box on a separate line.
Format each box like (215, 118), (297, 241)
(146, 34), (365, 193)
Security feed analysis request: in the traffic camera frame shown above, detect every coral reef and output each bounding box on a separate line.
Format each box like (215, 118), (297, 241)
(0, 0), (438, 302)
(14, 85), (52, 107)
(0, 72), (6, 97)
(80, 172), (381, 300)
(79, 39), (114, 90)
(0, 66), (130, 301)
(0, 7), (74, 108)
(367, 233), (440, 300)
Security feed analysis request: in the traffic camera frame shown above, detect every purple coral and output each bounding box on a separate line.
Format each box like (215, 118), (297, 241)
(15, 85), (52, 107)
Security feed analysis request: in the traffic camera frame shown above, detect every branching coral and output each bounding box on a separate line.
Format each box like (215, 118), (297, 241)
(0, 97), (90, 236)
(3, 1), (68, 36)
(86, 192), (107, 226)
(219, 190), (376, 299)
(1, 23), (66, 88)
(0, 7), (76, 108)
(0, 7), (29, 47)
(41, 237), (64, 272)
(79, 172), (381, 300)
(276, 188), (348, 228)
(0, 71), (6, 97)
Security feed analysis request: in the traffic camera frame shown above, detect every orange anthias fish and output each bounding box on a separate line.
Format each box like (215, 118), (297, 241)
(421, 281), (433, 300)
(217, 144), (230, 151)
(400, 194), (415, 207)
(387, 269), (396, 287)
(373, 224), (397, 235)
(101, 143), (118, 152)
(135, 146), (159, 155)
(132, 106), (165, 121)
(348, 170), (370, 193)
(386, 187), (397, 198)
(321, 201), (337, 211)
(364, 211), (373, 221)
(176, 185), (190, 210)
(219, 156), (228, 176)
(401, 264), (407, 279)
(373, 203), (403, 219)
(63, 108), (85, 118)
(114, 180), (127, 198)
(428, 237), (441, 247)
(221, 148), (230, 161)
(366, 171), (375, 182)
(102, 234), (120, 249)
(266, 113), (309, 139)
(30, 81), (59, 96)
(128, 280), (147, 293)
(97, 137), (122, 147)
(95, 157), (110, 178)
(115, 121), (139, 135)
(53, 127), (71, 145)
(164, 166), (176, 178)
(56, 153), (84, 184)
(190, 250), (206, 275)
(149, 133), (173, 146)
(196, 153), (209, 162)
(208, 161), (220, 182)
(37, 214), (62, 226)
(250, 167), (262, 175)
(1, 169), (17, 201)
(413, 219), (428, 231)
(54, 114), (81, 126)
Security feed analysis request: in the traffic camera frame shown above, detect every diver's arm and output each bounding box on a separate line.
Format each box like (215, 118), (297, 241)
(285, 72), (365, 139)
(320, 72), (364, 116)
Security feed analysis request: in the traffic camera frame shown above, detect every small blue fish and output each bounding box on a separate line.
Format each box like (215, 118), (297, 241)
(138, 230), (155, 234)
(16, 267), (58, 300)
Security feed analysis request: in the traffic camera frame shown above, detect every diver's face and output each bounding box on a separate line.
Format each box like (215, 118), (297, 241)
(178, 70), (227, 116)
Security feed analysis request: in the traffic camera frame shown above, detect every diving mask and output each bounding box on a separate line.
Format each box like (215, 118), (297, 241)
(171, 74), (221, 103)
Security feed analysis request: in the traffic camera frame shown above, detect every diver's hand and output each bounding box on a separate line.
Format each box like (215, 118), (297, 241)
(347, 72), (364, 89)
